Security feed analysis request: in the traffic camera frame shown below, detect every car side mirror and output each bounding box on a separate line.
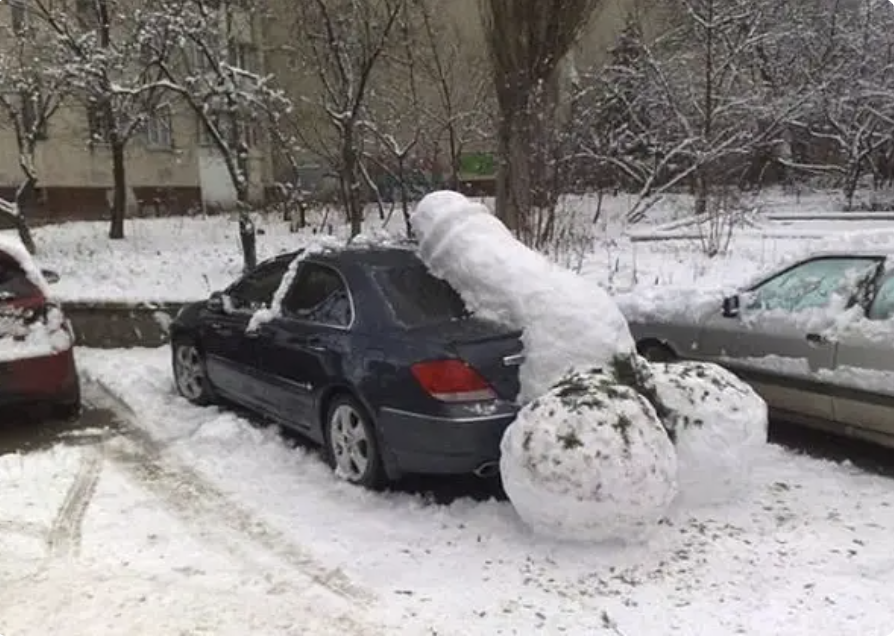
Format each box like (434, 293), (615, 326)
(722, 294), (740, 318)
(207, 291), (225, 313)
(41, 269), (60, 284)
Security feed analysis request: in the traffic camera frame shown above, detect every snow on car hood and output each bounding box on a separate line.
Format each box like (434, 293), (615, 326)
(615, 286), (728, 325)
(0, 306), (73, 362)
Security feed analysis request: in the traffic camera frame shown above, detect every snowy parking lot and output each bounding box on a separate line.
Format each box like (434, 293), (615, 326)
(2, 346), (894, 635)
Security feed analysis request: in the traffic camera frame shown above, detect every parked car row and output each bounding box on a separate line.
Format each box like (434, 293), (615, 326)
(7, 235), (894, 487)
(629, 251), (894, 451)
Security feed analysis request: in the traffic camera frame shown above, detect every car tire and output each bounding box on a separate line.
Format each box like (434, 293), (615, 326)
(172, 338), (216, 406)
(638, 341), (677, 363)
(324, 395), (386, 490)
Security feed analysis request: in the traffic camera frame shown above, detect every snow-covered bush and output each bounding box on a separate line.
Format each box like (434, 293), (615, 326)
(500, 368), (678, 543)
(411, 191), (635, 401)
(615, 357), (768, 507)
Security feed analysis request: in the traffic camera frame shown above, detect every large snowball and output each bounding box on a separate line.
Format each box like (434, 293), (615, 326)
(644, 361), (768, 507)
(412, 191), (635, 401)
(500, 369), (678, 543)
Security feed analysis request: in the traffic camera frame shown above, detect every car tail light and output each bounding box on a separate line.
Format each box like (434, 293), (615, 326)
(411, 359), (497, 402)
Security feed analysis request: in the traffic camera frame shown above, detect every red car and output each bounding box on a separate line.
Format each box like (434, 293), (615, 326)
(0, 236), (80, 418)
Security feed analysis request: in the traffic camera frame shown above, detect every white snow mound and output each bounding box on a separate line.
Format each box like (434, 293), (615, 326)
(646, 360), (768, 507)
(411, 191), (635, 401)
(500, 368), (678, 543)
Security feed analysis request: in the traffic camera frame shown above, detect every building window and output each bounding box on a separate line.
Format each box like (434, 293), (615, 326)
(186, 41), (214, 75)
(198, 113), (257, 148)
(229, 43), (258, 74)
(86, 103), (111, 144)
(146, 105), (173, 149)
(20, 92), (47, 140)
(9, 0), (27, 35)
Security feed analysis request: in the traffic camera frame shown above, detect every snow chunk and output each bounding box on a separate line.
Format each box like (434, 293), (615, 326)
(411, 191), (635, 401)
(500, 368), (678, 543)
(642, 360), (768, 507)
(0, 234), (50, 298)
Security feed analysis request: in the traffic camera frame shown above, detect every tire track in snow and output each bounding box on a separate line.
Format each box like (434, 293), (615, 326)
(46, 446), (104, 558)
(0, 519), (46, 540)
(83, 378), (379, 622)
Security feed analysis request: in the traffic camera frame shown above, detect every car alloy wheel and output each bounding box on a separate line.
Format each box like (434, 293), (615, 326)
(326, 398), (384, 489)
(173, 342), (212, 404)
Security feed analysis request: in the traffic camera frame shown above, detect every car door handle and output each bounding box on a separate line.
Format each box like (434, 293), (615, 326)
(806, 333), (827, 344)
(302, 338), (326, 352)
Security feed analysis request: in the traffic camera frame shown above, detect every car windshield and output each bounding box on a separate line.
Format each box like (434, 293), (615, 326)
(376, 264), (469, 327)
(0, 253), (39, 301)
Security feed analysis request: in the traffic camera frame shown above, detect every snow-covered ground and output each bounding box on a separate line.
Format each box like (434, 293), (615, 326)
(3, 189), (894, 634)
(9, 188), (894, 304)
(1, 347), (876, 635)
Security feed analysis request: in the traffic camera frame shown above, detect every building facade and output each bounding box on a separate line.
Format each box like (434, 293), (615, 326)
(0, 0), (272, 222)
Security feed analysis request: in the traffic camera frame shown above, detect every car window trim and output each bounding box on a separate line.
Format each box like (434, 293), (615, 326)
(279, 260), (356, 331)
(866, 267), (894, 321)
(224, 258), (292, 312)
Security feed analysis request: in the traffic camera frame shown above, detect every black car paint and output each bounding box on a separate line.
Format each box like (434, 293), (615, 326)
(170, 246), (523, 478)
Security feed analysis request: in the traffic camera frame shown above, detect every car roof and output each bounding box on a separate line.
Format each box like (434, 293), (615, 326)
(271, 242), (420, 268)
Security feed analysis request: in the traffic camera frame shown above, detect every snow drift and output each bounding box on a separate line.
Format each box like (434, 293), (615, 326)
(411, 191), (635, 402)
(500, 368), (678, 543)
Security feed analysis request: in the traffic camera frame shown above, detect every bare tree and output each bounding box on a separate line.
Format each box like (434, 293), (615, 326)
(29, 0), (174, 239)
(0, 3), (72, 253)
(573, 0), (823, 222)
(781, 0), (894, 208)
(290, 0), (403, 238)
(480, 0), (602, 246)
(416, 0), (492, 191)
(148, 0), (291, 270)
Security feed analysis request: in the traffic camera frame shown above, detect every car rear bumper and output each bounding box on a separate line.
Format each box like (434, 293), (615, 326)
(376, 402), (518, 476)
(0, 348), (79, 408)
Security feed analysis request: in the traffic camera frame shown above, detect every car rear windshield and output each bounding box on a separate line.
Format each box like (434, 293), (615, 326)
(0, 255), (39, 301)
(376, 264), (469, 327)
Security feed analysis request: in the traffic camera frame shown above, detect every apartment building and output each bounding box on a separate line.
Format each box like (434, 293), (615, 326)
(0, 0), (272, 222)
(0, 0), (645, 220)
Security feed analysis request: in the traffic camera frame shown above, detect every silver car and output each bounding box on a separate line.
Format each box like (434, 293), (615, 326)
(625, 251), (894, 448)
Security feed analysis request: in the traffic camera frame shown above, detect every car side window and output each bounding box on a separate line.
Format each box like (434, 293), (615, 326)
(281, 262), (352, 327)
(746, 257), (878, 313)
(226, 260), (290, 312)
(868, 274), (894, 320)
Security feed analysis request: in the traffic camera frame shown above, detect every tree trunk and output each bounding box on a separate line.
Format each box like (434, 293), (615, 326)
(495, 77), (561, 246)
(398, 155), (412, 238)
(238, 210), (257, 273)
(13, 177), (38, 254)
(342, 126), (363, 238)
(109, 141), (127, 240)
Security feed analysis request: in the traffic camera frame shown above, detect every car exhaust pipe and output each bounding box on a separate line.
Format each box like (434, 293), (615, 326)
(473, 461), (500, 478)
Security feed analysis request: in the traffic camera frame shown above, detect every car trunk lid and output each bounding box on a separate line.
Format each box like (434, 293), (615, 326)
(412, 318), (524, 401)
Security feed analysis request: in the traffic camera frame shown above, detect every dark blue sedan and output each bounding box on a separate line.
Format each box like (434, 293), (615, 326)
(169, 244), (524, 488)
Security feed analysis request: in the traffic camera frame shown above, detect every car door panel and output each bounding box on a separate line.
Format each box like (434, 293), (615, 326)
(715, 312), (836, 419)
(251, 261), (355, 438)
(201, 311), (257, 403)
(200, 257), (292, 412)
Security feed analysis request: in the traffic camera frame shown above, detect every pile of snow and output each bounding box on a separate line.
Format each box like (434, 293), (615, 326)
(411, 191), (635, 401)
(499, 368), (678, 543)
(635, 360), (768, 507)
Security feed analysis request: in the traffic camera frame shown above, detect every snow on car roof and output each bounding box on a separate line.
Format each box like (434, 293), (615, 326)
(0, 234), (51, 297)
